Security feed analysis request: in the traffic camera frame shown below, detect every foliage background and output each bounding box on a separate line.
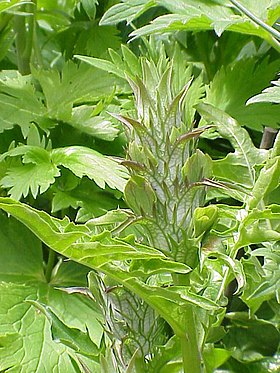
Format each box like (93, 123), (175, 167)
(0, 0), (279, 372)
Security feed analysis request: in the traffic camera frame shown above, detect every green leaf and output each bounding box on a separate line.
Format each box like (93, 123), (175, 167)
(28, 301), (100, 358)
(0, 71), (52, 137)
(100, 0), (157, 26)
(81, 0), (98, 20)
(223, 313), (280, 362)
(0, 1), (30, 13)
(130, 0), (280, 42)
(0, 146), (60, 200)
(247, 77), (280, 104)
(204, 59), (280, 131)
(32, 62), (123, 121)
(70, 106), (119, 141)
(0, 197), (216, 337)
(0, 209), (102, 371)
(74, 55), (126, 79)
(249, 156), (280, 209)
(203, 346), (231, 372)
(236, 206), (280, 249)
(197, 103), (266, 190)
(0, 212), (44, 283)
(78, 24), (122, 58)
(0, 283), (101, 373)
(51, 146), (129, 192)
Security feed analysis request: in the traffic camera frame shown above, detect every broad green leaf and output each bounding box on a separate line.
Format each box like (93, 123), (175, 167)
(247, 77), (280, 104)
(52, 182), (122, 222)
(223, 313), (280, 362)
(0, 145), (61, 200)
(204, 251), (246, 293)
(0, 210), (103, 371)
(241, 250), (280, 314)
(32, 62), (123, 121)
(204, 59), (280, 131)
(197, 103), (267, 190)
(74, 55), (126, 79)
(0, 283), (76, 373)
(78, 24), (122, 58)
(0, 212), (45, 283)
(0, 283), (101, 373)
(28, 301), (100, 358)
(51, 146), (129, 191)
(0, 197), (216, 337)
(203, 346), (231, 372)
(81, 0), (98, 20)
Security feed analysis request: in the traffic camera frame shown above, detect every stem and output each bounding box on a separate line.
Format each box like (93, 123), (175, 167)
(45, 248), (56, 283)
(260, 127), (278, 149)
(181, 306), (203, 373)
(14, 1), (36, 75)
(134, 355), (145, 373)
(173, 274), (203, 373)
(229, 0), (280, 49)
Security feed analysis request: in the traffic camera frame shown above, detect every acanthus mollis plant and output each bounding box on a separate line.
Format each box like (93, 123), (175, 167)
(91, 52), (222, 371)
(0, 44), (279, 372)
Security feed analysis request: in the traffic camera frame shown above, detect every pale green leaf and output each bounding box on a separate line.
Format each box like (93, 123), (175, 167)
(51, 146), (129, 191)
(74, 55), (126, 79)
(0, 1), (30, 13)
(236, 206), (280, 249)
(249, 156), (280, 209)
(70, 106), (119, 141)
(32, 62), (123, 121)
(100, 0), (157, 26)
(130, 0), (280, 41)
(0, 198), (215, 337)
(0, 283), (101, 373)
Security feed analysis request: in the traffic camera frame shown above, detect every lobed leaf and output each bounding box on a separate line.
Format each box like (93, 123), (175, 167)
(51, 146), (129, 192)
